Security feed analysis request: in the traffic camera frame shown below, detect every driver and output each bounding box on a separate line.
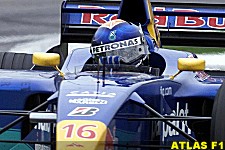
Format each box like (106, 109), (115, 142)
(90, 19), (158, 67)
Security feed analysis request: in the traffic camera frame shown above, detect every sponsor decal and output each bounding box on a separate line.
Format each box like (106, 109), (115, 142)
(34, 105), (57, 150)
(35, 144), (50, 150)
(154, 7), (168, 28)
(151, 102), (191, 141)
(57, 120), (107, 150)
(90, 37), (141, 54)
(162, 102), (191, 141)
(79, 5), (117, 24)
(195, 71), (210, 81)
(108, 30), (116, 41)
(67, 142), (84, 148)
(69, 98), (107, 105)
(34, 105), (57, 132)
(68, 107), (99, 116)
(173, 9), (205, 28)
(151, 121), (160, 140)
(63, 124), (97, 139)
(34, 122), (50, 132)
(155, 7), (225, 29)
(66, 91), (116, 98)
(70, 5), (225, 30)
(160, 86), (172, 97)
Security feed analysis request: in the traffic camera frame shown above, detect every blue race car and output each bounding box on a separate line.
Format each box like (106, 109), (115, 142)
(0, 0), (225, 150)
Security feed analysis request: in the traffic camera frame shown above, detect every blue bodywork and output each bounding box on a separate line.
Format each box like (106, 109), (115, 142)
(57, 47), (222, 147)
(0, 0), (224, 149)
(0, 47), (223, 149)
(0, 70), (56, 126)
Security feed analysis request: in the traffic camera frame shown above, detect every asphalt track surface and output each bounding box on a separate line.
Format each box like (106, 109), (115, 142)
(0, 0), (63, 53)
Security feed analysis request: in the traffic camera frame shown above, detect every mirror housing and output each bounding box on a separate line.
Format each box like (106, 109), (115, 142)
(170, 58), (205, 80)
(178, 58), (205, 71)
(32, 52), (60, 67)
(33, 52), (64, 77)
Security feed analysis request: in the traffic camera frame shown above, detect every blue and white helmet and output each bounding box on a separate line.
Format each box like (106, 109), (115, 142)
(90, 19), (149, 64)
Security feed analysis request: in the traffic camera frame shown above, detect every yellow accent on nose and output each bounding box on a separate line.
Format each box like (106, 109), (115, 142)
(56, 120), (107, 150)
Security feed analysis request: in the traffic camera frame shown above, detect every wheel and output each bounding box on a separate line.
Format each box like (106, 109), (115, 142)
(211, 81), (225, 140)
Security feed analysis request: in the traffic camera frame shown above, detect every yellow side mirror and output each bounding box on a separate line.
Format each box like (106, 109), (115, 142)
(33, 52), (60, 67)
(178, 58), (205, 71)
(170, 58), (205, 80)
(33, 52), (64, 77)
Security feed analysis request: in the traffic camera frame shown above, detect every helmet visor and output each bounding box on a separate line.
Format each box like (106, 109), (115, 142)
(106, 44), (146, 63)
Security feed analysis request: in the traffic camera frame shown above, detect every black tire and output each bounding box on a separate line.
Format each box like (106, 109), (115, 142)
(211, 81), (225, 140)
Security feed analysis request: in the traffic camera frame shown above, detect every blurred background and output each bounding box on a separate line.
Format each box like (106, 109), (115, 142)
(0, 0), (62, 53)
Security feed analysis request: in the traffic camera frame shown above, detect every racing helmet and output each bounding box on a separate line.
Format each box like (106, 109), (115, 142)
(90, 19), (149, 64)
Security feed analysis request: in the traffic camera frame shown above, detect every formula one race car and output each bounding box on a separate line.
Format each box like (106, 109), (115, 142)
(0, 0), (225, 150)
